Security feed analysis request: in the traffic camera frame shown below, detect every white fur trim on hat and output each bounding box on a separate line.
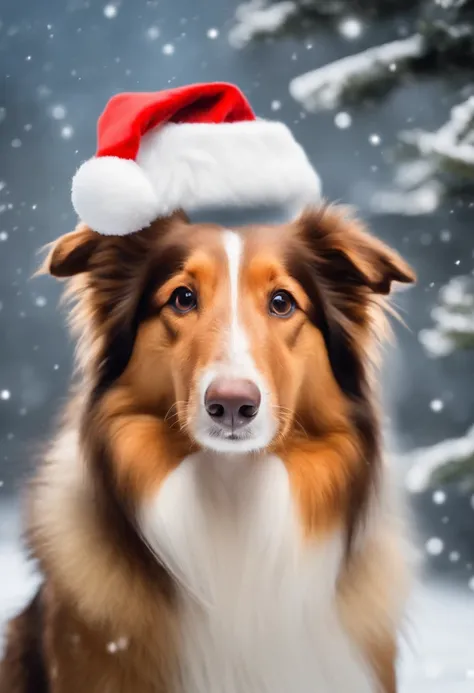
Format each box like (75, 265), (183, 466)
(72, 120), (321, 235)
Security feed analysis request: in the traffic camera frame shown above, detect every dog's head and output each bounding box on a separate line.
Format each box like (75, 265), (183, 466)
(45, 206), (414, 456)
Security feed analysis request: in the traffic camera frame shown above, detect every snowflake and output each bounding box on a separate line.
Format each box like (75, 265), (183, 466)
(162, 43), (175, 55)
(61, 125), (74, 139)
(369, 134), (381, 146)
(103, 4), (118, 18)
(432, 490), (446, 505)
(11, 139), (22, 148)
(469, 576), (474, 591)
(430, 399), (444, 412)
(271, 100), (282, 112)
(449, 551), (460, 562)
(0, 390), (11, 401)
(0, 232), (8, 242)
(146, 26), (160, 40)
(51, 104), (66, 120)
(338, 17), (363, 40)
(440, 229), (451, 242)
(334, 112), (352, 129)
(207, 28), (219, 39)
(425, 537), (444, 556)
(35, 296), (47, 307)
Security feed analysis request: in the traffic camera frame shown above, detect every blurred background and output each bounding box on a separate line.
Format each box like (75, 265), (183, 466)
(1, 0), (474, 689)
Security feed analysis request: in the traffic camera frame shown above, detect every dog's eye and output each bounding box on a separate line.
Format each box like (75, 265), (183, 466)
(169, 286), (197, 314)
(269, 290), (296, 318)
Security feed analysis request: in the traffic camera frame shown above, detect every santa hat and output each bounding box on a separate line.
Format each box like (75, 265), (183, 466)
(72, 82), (321, 236)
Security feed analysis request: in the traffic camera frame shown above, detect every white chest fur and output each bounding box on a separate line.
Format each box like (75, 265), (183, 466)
(139, 453), (375, 693)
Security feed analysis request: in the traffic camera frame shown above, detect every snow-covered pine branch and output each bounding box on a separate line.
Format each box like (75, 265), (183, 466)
(229, 1), (298, 48)
(419, 275), (474, 357)
(289, 34), (425, 111)
(370, 97), (474, 216)
(405, 425), (474, 492)
(399, 96), (474, 177)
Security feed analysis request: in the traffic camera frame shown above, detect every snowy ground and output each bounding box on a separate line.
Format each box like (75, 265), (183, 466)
(0, 504), (473, 689)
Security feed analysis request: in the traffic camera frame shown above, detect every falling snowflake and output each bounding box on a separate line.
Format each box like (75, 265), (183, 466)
(11, 139), (22, 148)
(449, 551), (460, 562)
(0, 390), (11, 401)
(369, 134), (381, 146)
(469, 576), (474, 591)
(162, 43), (175, 55)
(207, 28), (219, 39)
(425, 537), (444, 556)
(440, 229), (451, 242)
(61, 125), (74, 139)
(334, 112), (352, 129)
(0, 232), (8, 242)
(35, 296), (47, 308)
(338, 17), (363, 40)
(103, 4), (118, 18)
(430, 399), (444, 412)
(271, 100), (281, 112)
(51, 104), (66, 120)
(432, 490), (446, 505)
(146, 26), (160, 40)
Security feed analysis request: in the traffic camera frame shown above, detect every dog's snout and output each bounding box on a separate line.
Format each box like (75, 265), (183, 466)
(205, 378), (261, 430)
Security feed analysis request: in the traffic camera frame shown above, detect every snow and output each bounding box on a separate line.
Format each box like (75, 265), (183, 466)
(162, 43), (175, 55)
(419, 276), (474, 358)
(425, 537), (444, 556)
(60, 125), (74, 139)
(369, 133), (382, 146)
(401, 97), (474, 169)
(103, 4), (118, 19)
(229, 0), (297, 48)
(433, 490), (447, 505)
(146, 26), (160, 40)
(207, 28), (219, 39)
(430, 399), (444, 413)
(370, 182), (443, 216)
(51, 104), (66, 120)
(289, 34), (425, 112)
(338, 17), (364, 40)
(405, 425), (474, 493)
(334, 111), (352, 129)
(0, 391), (11, 401)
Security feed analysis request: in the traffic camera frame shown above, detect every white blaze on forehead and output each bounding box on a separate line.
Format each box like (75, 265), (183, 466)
(222, 230), (251, 366)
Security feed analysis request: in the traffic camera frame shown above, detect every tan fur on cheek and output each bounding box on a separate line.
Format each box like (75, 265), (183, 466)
(281, 432), (361, 538)
(99, 388), (194, 503)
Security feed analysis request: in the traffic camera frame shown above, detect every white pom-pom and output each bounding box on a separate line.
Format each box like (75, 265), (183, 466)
(71, 156), (160, 235)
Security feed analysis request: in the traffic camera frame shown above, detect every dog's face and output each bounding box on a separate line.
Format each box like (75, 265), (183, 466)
(46, 207), (414, 456)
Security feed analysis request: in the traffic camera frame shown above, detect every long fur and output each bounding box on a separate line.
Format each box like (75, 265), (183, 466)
(0, 205), (415, 693)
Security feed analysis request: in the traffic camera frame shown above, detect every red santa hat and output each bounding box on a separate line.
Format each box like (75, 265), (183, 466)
(72, 82), (321, 236)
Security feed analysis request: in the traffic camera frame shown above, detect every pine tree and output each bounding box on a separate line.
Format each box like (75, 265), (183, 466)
(231, 0), (474, 489)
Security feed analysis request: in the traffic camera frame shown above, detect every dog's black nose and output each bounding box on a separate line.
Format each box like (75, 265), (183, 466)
(205, 378), (261, 430)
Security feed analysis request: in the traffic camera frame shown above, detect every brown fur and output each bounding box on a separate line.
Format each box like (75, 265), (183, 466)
(0, 205), (415, 692)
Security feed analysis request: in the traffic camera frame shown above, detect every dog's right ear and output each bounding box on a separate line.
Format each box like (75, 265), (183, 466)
(41, 223), (102, 278)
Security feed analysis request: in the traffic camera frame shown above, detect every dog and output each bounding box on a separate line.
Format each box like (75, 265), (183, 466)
(0, 204), (415, 693)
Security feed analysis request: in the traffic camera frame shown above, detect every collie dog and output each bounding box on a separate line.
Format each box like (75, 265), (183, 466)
(0, 205), (414, 693)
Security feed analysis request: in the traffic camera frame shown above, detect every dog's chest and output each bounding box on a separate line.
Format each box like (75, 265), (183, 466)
(139, 453), (375, 693)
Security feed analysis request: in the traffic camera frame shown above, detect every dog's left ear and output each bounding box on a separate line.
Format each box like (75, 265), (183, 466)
(299, 206), (416, 295)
